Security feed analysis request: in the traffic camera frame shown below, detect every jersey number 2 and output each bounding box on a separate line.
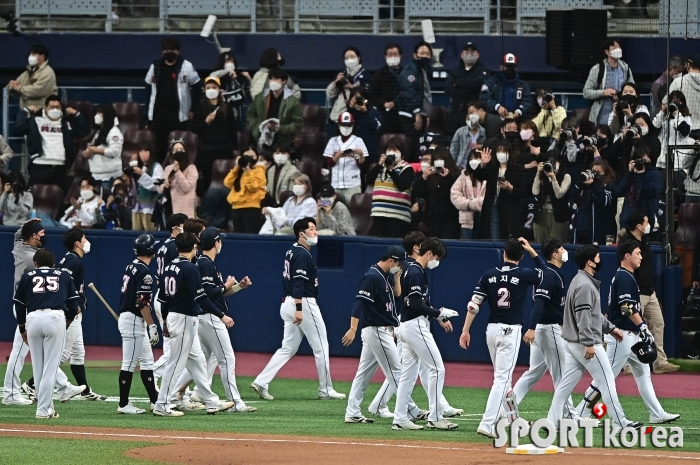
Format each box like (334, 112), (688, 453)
(32, 276), (59, 293)
(497, 288), (511, 308)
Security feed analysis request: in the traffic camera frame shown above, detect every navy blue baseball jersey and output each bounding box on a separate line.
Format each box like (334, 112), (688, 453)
(529, 263), (566, 329)
(473, 259), (544, 325)
(155, 238), (178, 282)
(401, 261), (440, 322)
(157, 257), (224, 320)
(13, 267), (80, 325)
(353, 264), (399, 328)
(119, 259), (155, 317)
(58, 251), (86, 309)
(282, 243), (318, 299)
(606, 267), (641, 332)
(197, 254), (228, 315)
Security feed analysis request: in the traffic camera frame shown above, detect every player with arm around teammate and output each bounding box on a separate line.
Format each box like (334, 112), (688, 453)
(14, 249), (81, 418)
(574, 240), (679, 424)
(252, 217), (345, 401)
(459, 238), (545, 438)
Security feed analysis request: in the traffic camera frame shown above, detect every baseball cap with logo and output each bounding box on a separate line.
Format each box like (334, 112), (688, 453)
(338, 111), (355, 126)
(319, 185), (336, 197)
(464, 42), (479, 51)
(382, 245), (405, 262)
(200, 226), (226, 251)
(502, 53), (518, 65)
(205, 76), (221, 87)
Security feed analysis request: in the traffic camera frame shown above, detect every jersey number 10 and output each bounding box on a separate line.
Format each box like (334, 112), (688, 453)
(164, 276), (177, 296)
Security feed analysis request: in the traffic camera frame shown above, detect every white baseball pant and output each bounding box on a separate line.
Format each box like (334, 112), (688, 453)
(152, 294), (170, 378)
(254, 297), (334, 397)
(548, 341), (631, 428)
(54, 313), (85, 398)
(170, 329), (208, 403)
(394, 316), (446, 423)
(2, 308), (30, 402)
(118, 312), (155, 372)
(575, 331), (667, 422)
(26, 310), (66, 417)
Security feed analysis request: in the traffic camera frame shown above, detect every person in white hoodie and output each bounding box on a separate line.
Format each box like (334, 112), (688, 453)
(667, 53), (700, 138)
(60, 176), (103, 229)
(653, 90), (695, 171)
(82, 104), (124, 192)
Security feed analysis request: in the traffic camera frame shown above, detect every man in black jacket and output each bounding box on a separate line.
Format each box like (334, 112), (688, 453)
(445, 43), (490, 136)
(368, 43), (403, 135)
(15, 95), (89, 191)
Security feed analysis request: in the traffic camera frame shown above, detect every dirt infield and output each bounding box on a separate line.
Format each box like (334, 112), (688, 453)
(1, 424), (699, 464)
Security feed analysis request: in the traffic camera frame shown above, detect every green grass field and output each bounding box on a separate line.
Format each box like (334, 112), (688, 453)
(1, 362), (698, 463)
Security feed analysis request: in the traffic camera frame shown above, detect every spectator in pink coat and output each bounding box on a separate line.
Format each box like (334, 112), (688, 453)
(450, 149), (486, 239)
(158, 142), (199, 218)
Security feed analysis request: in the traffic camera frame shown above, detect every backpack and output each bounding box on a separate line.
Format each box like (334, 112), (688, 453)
(589, 61), (632, 107)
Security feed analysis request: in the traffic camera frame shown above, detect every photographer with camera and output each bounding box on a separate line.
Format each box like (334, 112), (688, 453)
(666, 53), (700, 139)
(412, 147), (460, 239)
(347, 87), (382, 163)
(0, 172), (33, 226)
(615, 113), (661, 177)
(608, 83), (649, 135)
(573, 159), (617, 244)
(322, 112), (368, 202)
(101, 181), (132, 230)
(549, 116), (580, 165)
(224, 149), (267, 234)
(571, 125), (615, 182)
(531, 152), (571, 243)
(531, 87), (567, 138)
(326, 47), (370, 130)
(653, 90), (695, 171)
(127, 143), (163, 231)
(583, 39), (634, 126)
(315, 185), (355, 236)
(616, 145), (662, 234)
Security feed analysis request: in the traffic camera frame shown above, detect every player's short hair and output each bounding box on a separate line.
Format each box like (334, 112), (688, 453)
(183, 218), (207, 236)
(29, 44), (49, 58)
(617, 239), (640, 264)
(44, 95), (61, 108)
(62, 228), (84, 251)
(175, 232), (197, 253)
(268, 67), (289, 82)
(504, 238), (524, 262)
(166, 213), (188, 231)
(161, 37), (181, 51)
(34, 249), (55, 268)
(574, 244), (599, 270)
(21, 220), (44, 241)
(626, 209), (647, 230)
(542, 238), (563, 261)
(81, 175), (98, 189)
(468, 100), (486, 112)
(403, 231), (426, 255)
(293, 217), (316, 240)
(414, 40), (433, 55)
(418, 237), (446, 259)
(385, 43), (402, 55)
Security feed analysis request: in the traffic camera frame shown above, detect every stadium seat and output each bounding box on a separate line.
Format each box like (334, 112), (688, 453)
(296, 156), (322, 194)
(428, 106), (448, 135)
(675, 202), (700, 247)
(113, 102), (141, 124)
(32, 184), (64, 220)
(70, 154), (91, 178)
(166, 130), (198, 161)
(66, 101), (94, 127)
(210, 159), (236, 189)
(122, 128), (156, 155)
(575, 108), (595, 136)
(379, 133), (411, 154)
(117, 122), (139, 137)
(278, 190), (294, 206)
(300, 132), (328, 160)
(349, 192), (373, 235)
(301, 103), (324, 132)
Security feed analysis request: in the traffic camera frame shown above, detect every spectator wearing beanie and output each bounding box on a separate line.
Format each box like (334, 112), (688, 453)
(316, 185), (356, 236)
(224, 150), (267, 234)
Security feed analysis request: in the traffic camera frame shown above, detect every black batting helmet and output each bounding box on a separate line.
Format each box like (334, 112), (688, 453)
(133, 234), (156, 257)
(632, 339), (658, 364)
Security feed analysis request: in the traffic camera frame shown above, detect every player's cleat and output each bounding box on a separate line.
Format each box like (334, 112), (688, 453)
(206, 400), (235, 415)
(651, 413), (680, 424)
(173, 400), (206, 411)
(413, 409), (429, 421)
(152, 409), (184, 417)
(319, 390), (346, 400)
(443, 407), (463, 418)
(345, 415), (375, 424)
(369, 408), (394, 418)
(189, 389), (204, 404)
(36, 410), (59, 419)
(150, 403), (155, 412)
(622, 364), (633, 375)
(2, 396), (33, 406)
(505, 389), (519, 423)
(59, 384), (86, 402)
(251, 383), (273, 400)
(118, 404), (146, 414)
(428, 420), (459, 430)
(477, 428), (497, 439)
(392, 421), (423, 430)
(82, 390), (108, 401)
(653, 363), (680, 374)
(21, 382), (37, 401)
(227, 405), (257, 413)
(612, 421), (643, 434)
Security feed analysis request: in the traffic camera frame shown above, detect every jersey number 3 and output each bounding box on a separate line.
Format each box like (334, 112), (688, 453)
(497, 288), (511, 308)
(32, 276), (59, 293)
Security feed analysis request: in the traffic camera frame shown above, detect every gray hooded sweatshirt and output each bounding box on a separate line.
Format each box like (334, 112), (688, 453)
(562, 269), (616, 346)
(12, 228), (41, 289)
(667, 72), (700, 130)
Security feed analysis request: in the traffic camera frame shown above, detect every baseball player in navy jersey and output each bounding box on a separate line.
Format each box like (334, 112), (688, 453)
(460, 238), (545, 438)
(393, 238), (460, 431)
(546, 244), (643, 431)
(117, 234), (160, 414)
(153, 232), (234, 416)
(14, 249), (81, 418)
(508, 238), (578, 421)
(574, 240), (679, 424)
(252, 218), (345, 401)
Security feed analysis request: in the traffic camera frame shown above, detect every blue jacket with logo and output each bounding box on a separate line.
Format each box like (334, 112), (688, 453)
(479, 71), (532, 117)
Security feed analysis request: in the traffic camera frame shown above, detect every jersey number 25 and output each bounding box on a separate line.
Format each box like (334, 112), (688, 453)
(32, 276), (59, 293)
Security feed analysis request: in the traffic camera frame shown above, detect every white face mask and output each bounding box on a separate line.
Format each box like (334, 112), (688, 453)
(80, 189), (94, 201)
(303, 232), (318, 247)
(497, 152), (509, 164)
(129, 160), (139, 167)
(273, 154), (288, 165)
(28, 55), (39, 67)
(268, 81), (283, 92)
(205, 88), (219, 100)
(640, 125), (649, 136)
(462, 53), (478, 65)
(434, 159), (445, 169)
(389, 265), (401, 275)
(537, 97), (543, 106)
(339, 126), (353, 137)
(468, 114), (480, 126)
(421, 162), (431, 172)
(610, 48), (623, 60)
(386, 56), (401, 67)
(224, 62), (235, 72)
(345, 58), (359, 69)
(82, 240), (91, 254)
(560, 250), (568, 263)
(216, 242), (222, 255)
(47, 108), (62, 121)
(292, 184), (306, 197)
(643, 224), (651, 235)
(94, 114), (103, 126)
(468, 159), (481, 170)
(520, 129), (533, 141)
(427, 259), (440, 269)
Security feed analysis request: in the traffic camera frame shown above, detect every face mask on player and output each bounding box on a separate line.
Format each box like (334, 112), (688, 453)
(427, 258), (440, 269)
(303, 232), (318, 247)
(559, 250), (568, 263)
(216, 242), (222, 255)
(389, 261), (401, 274)
(82, 240), (91, 254)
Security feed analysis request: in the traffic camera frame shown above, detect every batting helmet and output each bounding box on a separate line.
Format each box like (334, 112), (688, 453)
(632, 339), (658, 364)
(133, 234), (156, 257)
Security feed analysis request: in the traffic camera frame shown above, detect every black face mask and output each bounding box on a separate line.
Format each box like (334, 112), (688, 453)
(505, 131), (519, 141)
(590, 257), (602, 274)
(678, 121), (692, 138)
(503, 67), (517, 80)
(163, 52), (178, 62)
(38, 234), (47, 247)
(416, 57), (432, 68)
(622, 94), (637, 105)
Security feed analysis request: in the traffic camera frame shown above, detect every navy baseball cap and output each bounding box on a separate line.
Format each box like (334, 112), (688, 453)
(464, 42), (478, 51)
(200, 227), (226, 251)
(382, 245), (405, 262)
(688, 53), (700, 67)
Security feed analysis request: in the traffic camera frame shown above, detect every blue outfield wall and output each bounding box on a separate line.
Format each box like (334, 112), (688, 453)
(0, 228), (681, 364)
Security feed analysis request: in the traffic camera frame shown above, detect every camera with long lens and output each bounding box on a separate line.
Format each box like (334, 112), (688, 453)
(559, 129), (574, 142)
(543, 93), (554, 103)
(633, 158), (646, 170)
(580, 170), (600, 183)
(543, 161), (554, 173)
(582, 135), (600, 148)
(335, 75), (349, 89)
(626, 124), (642, 139)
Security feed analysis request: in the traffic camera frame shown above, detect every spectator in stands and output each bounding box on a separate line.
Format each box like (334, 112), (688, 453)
(480, 53), (532, 120)
(450, 109), (486, 169)
(316, 185), (355, 236)
(395, 41), (434, 161)
(82, 104), (124, 192)
(550, 116), (580, 165)
(654, 90), (695, 171)
(450, 149), (486, 239)
(60, 176), (103, 228)
(667, 53), (700, 138)
(192, 76), (238, 197)
(247, 68), (303, 155)
(145, 37), (202, 162)
(531, 87), (567, 138)
(266, 144), (300, 206)
(573, 159), (617, 244)
(273, 173), (316, 234)
(0, 134), (14, 167)
(102, 181), (132, 230)
(583, 39), (635, 126)
(368, 138), (415, 237)
(368, 43), (403, 134)
(518, 120), (542, 188)
(617, 145), (662, 232)
(484, 117), (519, 150)
(210, 51), (252, 126)
(347, 87), (382, 163)
(129, 143), (163, 231)
(445, 42), (490, 135)
(685, 153), (700, 203)
(0, 171), (33, 226)
(651, 55), (684, 117)
(6, 45), (57, 111)
(412, 146), (460, 239)
(224, 149), (266, 234)
(323, 112), (367, 202)
(326, 47), (370, 129)
(608, 82), (649, 134)
(532, 152), (571, 243)
(467, 100), (501, 140)
(158, 142), (198, 218)
(616, 113), (661, 176)
(571, 124), (615, 181)
(15, 95), (89, 190)
(250, 48), (301, 100)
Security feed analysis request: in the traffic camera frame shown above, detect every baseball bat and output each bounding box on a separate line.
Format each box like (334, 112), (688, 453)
(88, 282), (119, 322)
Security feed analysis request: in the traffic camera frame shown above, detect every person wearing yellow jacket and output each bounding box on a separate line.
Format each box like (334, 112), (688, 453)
(224, 151), (267, 234)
